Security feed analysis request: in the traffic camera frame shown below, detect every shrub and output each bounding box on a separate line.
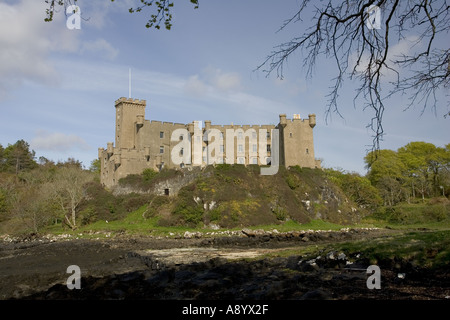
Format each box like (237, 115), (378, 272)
(173, 203), (204, 226)
(285, 175), (299, 190)
(142, 168), (158, 181)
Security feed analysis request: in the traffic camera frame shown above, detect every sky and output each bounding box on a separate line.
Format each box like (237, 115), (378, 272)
(0, 0), (448, 174)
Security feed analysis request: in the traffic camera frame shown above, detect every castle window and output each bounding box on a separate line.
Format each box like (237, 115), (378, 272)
(238, 157), (245, 164)
(238, 144), (243, 153)
(160, 146), (164, 154)
(179, 135), (184, 141)
(220, 145), (224, 152)
(290, 132), (293, 138)
(306, 148), (309, 154)
(252, 132), (257, 139)
(252, 144), (257, 152)
(252, 157), (258, 164)
(238, 132), (243, 140)
(180, 148), (184, 156)
(266, 157), (271, 165)
(266, 132), (270, 139)
(220, 132), (224, 140)
(267, 144), (271, 152)
(160, 131), (164, 139)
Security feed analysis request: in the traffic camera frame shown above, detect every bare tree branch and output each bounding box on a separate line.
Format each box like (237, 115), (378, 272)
(257, 0), (449, 151)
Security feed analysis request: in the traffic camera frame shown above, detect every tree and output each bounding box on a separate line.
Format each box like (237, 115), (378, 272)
(398, 141), (450, 198)
(8, 168), (57, 233)
(365, 149), (407, 205)
(89, 159), (101, 173)
(53, 166), (93, 230)
(2, 140), (38, 174)
(0, 144), (4, 170)
(257, 0), (449, 150)
(44, 0), (199, 30)
(326, 169), (382, 210)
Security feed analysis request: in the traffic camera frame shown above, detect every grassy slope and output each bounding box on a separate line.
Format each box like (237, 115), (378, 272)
(41, 164), (450, 269)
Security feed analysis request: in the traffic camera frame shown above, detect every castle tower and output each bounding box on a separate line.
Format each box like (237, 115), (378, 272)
(278, 113), (320, 168)
(115, 97), (146, 149)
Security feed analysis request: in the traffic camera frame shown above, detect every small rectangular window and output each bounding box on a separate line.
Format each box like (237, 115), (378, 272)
(160, 131), (164, 139)
(160, 146), (164, 154)
(267, 144), (271, 152)
(252, 144), (257, 152)
(238, 144), (243, 153)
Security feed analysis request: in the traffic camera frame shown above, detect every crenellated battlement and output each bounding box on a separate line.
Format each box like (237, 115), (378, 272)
(115, 97), (146, 106)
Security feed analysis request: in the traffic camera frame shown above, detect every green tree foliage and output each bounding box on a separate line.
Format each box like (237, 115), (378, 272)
(365, 142), (450, 205)
(0, 143), (96, 234)
(326, 169), (382, 210)
(2, 140), (37, 174)
(0, 144), (4, 170)
(45, 0), (199, 30)
(89, 159), (101, 173)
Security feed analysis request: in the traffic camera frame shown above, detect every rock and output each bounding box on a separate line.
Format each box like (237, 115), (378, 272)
(300, 289), (331, 300)
(241, 229), (265, 237)
(326, 251), (336, 260)
(397, 273), (406, 279)
(183, 231), (202, 239)
(338, 253), (346, 260)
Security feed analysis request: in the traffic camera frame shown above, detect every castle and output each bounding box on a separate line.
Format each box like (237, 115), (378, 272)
(99, 97), (321, 188)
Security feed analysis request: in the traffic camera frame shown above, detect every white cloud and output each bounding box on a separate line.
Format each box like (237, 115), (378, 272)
(0, 0), (80, 100)
(80, 39), (119, 60)
(203, 66), (242, 92)
(184, 74), (209, 97)
(31, 130), (90, 152)
(183, 67), (242, 97)
(0, 1), (121, 100)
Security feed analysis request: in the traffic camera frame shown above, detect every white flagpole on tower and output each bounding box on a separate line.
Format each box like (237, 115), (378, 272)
(129, 68), (131, 98)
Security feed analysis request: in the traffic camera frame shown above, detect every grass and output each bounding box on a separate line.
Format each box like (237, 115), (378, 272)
(43, 201), (449, 239)
(73, 212), (358, 238)
(254, 229), (450, 269)
(333, 229), (450, 268)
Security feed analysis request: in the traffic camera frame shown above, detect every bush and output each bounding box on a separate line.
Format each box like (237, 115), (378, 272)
(378, 203), (450, 224)
(79, 207), (97, 225)
(285, 175), (299, 190)
(173, 203), (204, 226)
(142, 168), (158, 181)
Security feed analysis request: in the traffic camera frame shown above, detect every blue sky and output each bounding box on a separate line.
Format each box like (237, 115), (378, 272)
(0, 0), (448, 174)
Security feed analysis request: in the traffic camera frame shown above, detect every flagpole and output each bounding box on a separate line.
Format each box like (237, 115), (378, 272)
(129, 68), (131, 98)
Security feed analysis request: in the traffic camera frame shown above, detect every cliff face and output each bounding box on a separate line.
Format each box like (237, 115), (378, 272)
(117, 165), (367, 228)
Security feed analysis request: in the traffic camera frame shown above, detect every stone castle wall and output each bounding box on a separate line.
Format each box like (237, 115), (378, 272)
(99, 97), (321, 188)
